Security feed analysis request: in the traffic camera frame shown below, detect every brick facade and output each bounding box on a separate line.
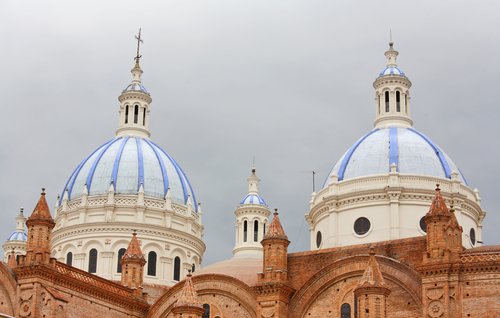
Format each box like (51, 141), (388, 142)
(0, 188), (498, 317)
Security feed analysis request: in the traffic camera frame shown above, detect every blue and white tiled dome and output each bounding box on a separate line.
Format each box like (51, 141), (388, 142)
(123, 82), (149, 94)
(324, 127), (467, 186)
(379, 66), (405, 77)
(60, 136), (197, 211)
(6, 231), (27, 242)
(240, 194), (267, 206)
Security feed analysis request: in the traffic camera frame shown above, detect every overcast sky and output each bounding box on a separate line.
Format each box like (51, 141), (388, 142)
(1, 0), (499, 265)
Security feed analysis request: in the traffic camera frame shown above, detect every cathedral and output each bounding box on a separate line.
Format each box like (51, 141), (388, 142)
(1, 38), (499, 318)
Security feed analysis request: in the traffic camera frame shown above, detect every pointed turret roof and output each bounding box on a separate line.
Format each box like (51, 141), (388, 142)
(175, 272), (203, 308)
(264, 209), (288, 240)
(122, 232), (145, 262)
(358, 249), (386, 288)
(27, 189), (54, 222)
(427, 185), (449, 217)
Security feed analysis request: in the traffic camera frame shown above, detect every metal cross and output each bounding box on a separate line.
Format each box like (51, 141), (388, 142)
(135, 28), (144, 60)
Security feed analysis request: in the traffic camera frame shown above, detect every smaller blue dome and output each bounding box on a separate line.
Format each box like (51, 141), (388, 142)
(123, 83), (149, 94)
(240, 194), (267, 206)
(7, 231), (27, 242)
(379, 66), (405, 77)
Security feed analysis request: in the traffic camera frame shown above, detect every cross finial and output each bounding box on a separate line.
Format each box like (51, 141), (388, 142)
(135, 28), (144, 61)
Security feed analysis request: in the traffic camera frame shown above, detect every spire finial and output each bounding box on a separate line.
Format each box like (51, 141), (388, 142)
(135, 28), (143, 62)
(389, 29), (393, 46)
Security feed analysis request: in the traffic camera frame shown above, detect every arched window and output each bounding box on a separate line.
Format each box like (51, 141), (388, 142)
(125, 106), (129, 124)
(117, 248), (126, 273)
(88, 249), (98, 273)
(66, 252), (73, 266)
(396, 91), (401, 112)
(192, 263), (196, 273)
(243, 220), (248, 242)
(419, 217), (427, 233)
(254, 220), (259, 242)
(173, 256), (181, 281)
(147, 251), (157, 276)
(142, 108), (146, 126)
(341, 303), (351, 318)
(134, 105), (139, 124)
(263, 223), (266, 236)
(385, 91), (390, 112)
(202, 304), (210, 318)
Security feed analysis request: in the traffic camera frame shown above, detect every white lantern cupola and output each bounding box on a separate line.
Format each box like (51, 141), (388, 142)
(116, 31), (152, 138)
(373, 42), (413, 128)
(232, 168), (271, 258)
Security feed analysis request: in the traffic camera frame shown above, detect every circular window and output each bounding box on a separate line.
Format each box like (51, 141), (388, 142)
(470, 228), (476, 246)
(354, 217), (371, 236)
(316, 231), (322, 248)
(419, 216), (427, 233)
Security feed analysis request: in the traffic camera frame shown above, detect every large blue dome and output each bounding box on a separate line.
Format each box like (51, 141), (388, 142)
(60, 136), (197, 210)
(324, 127), (467, 186)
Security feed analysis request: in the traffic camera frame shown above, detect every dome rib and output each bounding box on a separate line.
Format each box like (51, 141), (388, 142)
(389, 127), (398, 170)
(408, 128), (451, 178)
(63, 139), (115, 203)
(86, 138), (122, 190)
(337, 129), (380, 181)
(136, 138), (145, 191)
(143, 139), (170, 196)
(110, 137), (129, 189)
(149, 140), (191, 207)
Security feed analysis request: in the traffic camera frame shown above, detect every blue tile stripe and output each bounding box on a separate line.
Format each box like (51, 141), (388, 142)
(408, 128), (452, 178)
(337, 129), (380, 181)
(110, 137), (129, 190)
(86, 138), (122, 190)
(63, 139), (116, 203)
(174, 159), (199, 212)
(240, 194), (267, 206)
(149, 141), (191, 209)
(143, 139), (170, 197)
(136, 138), (145, 191)
(389, 127), (399, 171)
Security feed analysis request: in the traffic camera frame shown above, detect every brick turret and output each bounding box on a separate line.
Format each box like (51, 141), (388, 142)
(256, 209), (294, 318)
(354, 248), (391, 318)
(121, 232), (146, 297)
(172, 272), (204, 318)
(423, 185), (463, 264)
(24, 189), (55, 265)
(420, 185), (463, 318)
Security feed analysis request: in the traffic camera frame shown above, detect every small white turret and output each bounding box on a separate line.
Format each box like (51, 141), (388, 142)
(232, 168), (271, 258)
(2, 207), (28, 262)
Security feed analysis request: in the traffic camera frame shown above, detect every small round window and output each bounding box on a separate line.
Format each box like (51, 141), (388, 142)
(316, 231), (322, 248)
(470, 228), (476, 246)
(354, 217), (371, 236)
(419, 216), (427, 233)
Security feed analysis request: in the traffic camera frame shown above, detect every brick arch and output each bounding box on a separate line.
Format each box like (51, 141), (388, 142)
(289, 254), (421, 318)
(147, 273), (257, 318)
(0, 263), (17, 316)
